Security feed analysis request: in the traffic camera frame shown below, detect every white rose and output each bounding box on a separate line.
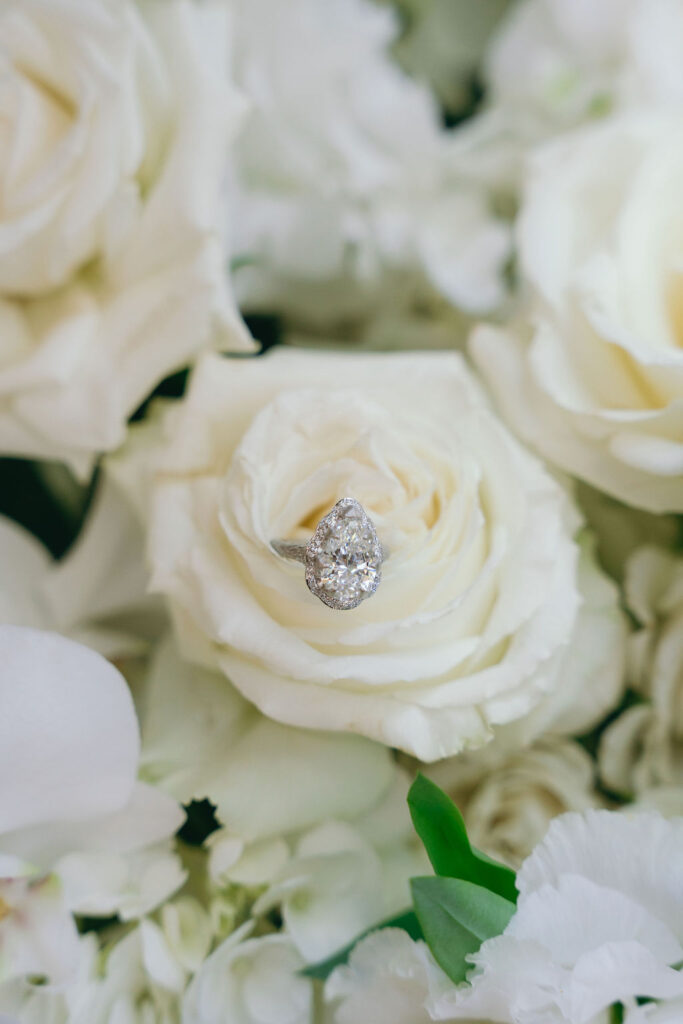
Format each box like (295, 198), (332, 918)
(434, 810), (683, 1024)
(146, 348), (583, 761)
(229, 0), (509, 327)
(473, 114), (683, 513)
(0, 0), (153, 296)
(599, 547), (683, 801)
(480, 532), (626, 752)
(428, 737), (602, 868)
(0, 0), (252, 476)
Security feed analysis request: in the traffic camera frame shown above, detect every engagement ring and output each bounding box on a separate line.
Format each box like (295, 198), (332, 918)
(272, 497), (385, 610)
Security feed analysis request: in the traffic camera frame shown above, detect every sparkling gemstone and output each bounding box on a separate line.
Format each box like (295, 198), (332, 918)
(305, 498), (382, 610)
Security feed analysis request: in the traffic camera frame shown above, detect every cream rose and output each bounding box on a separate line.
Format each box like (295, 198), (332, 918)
(473, 114), (683, 513)
(145, 348), (586, 761)
(0, 0), (150, 296)
(0, 0), (252, 476)
(429, 737), (602, 869)
(599, 546), (683, 802)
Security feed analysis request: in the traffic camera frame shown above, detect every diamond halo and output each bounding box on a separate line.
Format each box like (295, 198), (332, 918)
(304, 498), (383, 610)
(271, 498), (385, 610)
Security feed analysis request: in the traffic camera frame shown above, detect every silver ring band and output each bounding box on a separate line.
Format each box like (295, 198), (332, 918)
(271, 539), (309, 563)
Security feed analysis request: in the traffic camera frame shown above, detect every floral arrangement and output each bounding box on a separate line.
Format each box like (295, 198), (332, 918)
(0, 1), (682, 1023)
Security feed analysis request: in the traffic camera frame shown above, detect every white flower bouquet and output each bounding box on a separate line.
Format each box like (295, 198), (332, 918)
(0, 1), (681, 1022)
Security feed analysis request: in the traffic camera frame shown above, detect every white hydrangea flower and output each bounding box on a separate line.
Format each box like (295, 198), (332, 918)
(0, 868), (80, 988)
(228, 0), (509, 328)
(183, 928), (312, 1024)
(250, 815), (424, 963)
(0, 934), (97, 1024)
(487, 0), (683, 133)
(326, 927), (449, 1024)
(0, 901), (212, 1024)
(136, 634), (426, 962)
(458, 0), (683, 193)
(70, 919), (190, 1024)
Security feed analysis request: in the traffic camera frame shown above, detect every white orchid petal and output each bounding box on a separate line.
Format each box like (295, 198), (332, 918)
(0, 626), (139, 836)
(139, 636), (395, 840)
(0, 783), (184, 867)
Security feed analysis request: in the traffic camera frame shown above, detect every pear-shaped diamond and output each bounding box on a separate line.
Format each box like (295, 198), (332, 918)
(305, 498), (383, 610)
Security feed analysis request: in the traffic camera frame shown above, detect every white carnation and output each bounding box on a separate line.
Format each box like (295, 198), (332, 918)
(434, 810), (683, 1023)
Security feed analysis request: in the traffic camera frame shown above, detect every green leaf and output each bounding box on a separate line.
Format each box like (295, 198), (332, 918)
(408, 775), (517, 903)
(300, 909), (422, 981)
(411, 876), (515, 984)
